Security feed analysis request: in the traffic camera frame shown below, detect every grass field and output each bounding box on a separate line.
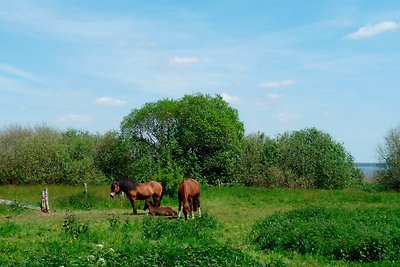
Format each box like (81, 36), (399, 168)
(1, 184), (399, 266)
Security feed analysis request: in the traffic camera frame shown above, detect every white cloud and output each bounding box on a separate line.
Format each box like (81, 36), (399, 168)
(168, 57), (200, 66)
(268, 93), (283, 101)
(259, 80), (294, 89)
(58, 114), (94, 123)
(220, 92), (240, 103)
(346, 21), (400, 39)
(274, 112), (303, 122)
(95, 96), (126, 106)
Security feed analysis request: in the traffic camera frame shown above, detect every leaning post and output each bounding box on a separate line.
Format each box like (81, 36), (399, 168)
(41, 188), (50, 213)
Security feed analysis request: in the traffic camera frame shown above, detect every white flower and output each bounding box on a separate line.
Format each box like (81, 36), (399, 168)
(87, 255), (96, 261)
(98, 258), (106, 266)
(96, 244), (104, 249)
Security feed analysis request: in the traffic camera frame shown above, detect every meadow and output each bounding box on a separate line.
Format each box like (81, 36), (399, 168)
(1, 184), (399, 266)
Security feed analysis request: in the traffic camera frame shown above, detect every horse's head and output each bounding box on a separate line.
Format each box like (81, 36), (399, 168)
(110, 181), (121, 198)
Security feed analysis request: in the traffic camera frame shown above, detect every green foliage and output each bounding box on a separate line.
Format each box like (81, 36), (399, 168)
(276, 128), (362, 189)
(142, 212), (218, 241)
(61, 129), (104, 184)
(121, 93), (244, 185)
(250, 207), (400, 263)
(58, 192), (98, 210)
(0, 125), (109, 185)
(63, 211), (89, 240)
(0, 125), (67, 184)
(151, 164), (183, 198)
(377, 125), (400, 190)
(176, 94), (244, 184)
(235, 132), (281, 186)
(235, 129), (362, 189)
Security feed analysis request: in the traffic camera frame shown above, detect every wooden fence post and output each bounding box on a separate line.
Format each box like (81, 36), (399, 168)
(41, 188), (50, 213)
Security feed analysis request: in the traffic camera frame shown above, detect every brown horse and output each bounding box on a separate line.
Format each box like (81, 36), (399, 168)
(110, 180), (163, 215)
(144, 201), (177, 216)
(177, 178), (201, 220)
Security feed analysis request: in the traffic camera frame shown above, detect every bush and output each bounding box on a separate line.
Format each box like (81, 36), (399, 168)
(0, 125), (108, 185)
(377, 125), (400, 190)
(151, 164), (184, 198)
(0, 125), (67, 184)
(276, 128), (362, 189)
(250, 207), (400, 263)
(235, 133), (280, 186)
(63, 211), (89, 240)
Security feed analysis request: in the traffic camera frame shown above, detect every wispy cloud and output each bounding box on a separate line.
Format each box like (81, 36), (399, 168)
(57, 114), (94, 123)
(268, 94), (283, 101)
(273, 112), (303, 122)
(259, 80), (294, 89)
(168, 57), (200, 66)
(95, 97), (126, 106)
(0, 63), (40, 82)
(220, 92), (240, 103)
(0, 1), (134, 41)
(346, 21), (400, 39)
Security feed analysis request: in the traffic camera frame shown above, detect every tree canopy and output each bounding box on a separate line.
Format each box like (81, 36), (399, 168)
(121, 93), (244, 184)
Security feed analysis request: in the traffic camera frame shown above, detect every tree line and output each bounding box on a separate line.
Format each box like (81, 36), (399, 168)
(0, 93), (398, 191)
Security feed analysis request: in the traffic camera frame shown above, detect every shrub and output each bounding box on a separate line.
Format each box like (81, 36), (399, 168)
(276, 128), (362, 189)
(0, 125), (67, 184)
(0, 125), (109, 185)
(235, 133), (279, 186)
(63, 211), (89, 240)
(151, 164), (184, 198)
(377, 124), (400, 190)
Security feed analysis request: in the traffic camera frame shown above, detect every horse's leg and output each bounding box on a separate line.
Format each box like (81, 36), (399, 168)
(189, 198), (194, 219)
(177, 195), (182, 219)
(129, 198), (137, 215)
(153, 194), (160, 207)
(196, 196), (201, 217)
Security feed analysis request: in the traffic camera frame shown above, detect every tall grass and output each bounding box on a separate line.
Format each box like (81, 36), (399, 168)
(250, 207), (400, 263)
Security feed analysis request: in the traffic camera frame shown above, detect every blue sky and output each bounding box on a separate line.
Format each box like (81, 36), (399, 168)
(1, 1), (399, 162)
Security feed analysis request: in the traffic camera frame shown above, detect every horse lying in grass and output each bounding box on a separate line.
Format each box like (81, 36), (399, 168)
(144, 201), (177, 216)
(177, 178), (201, 220)
(110, 180), (163, 215)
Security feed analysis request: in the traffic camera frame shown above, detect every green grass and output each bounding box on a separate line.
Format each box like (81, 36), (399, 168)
(1, 184), (400, 266)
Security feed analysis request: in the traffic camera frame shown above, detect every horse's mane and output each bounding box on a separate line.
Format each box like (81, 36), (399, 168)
(119, 179), (139, 192)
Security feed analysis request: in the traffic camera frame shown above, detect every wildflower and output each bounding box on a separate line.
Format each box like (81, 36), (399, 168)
(96, 243), (104, 249)
(87, 255), (96, 261)
(98, 258), (106, 266)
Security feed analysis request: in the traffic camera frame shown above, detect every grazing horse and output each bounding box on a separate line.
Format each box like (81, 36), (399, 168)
(144, 201), (177, 216)
(110, 180), (163, 215)
(177, 178), (201, 220)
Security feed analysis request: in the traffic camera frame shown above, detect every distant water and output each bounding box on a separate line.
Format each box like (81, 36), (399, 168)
(356, 163), (382, 179)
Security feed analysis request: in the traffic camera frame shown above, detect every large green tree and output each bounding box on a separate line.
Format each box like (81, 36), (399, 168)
(120, 93), (244, 184)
